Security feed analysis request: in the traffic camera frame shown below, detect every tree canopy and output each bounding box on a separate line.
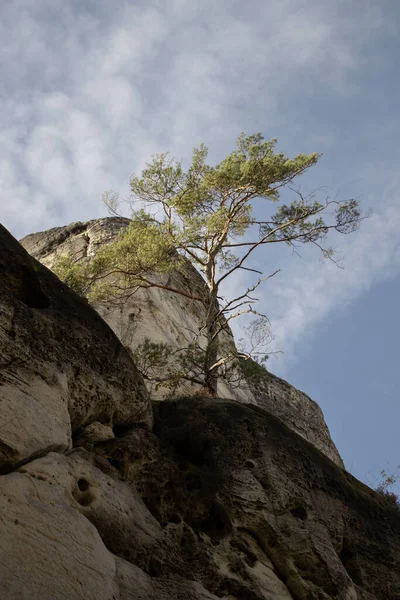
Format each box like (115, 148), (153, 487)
(54, 133), (365, 395)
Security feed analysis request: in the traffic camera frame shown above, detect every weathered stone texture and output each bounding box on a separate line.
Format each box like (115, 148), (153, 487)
(248, 368), (344, 466)
(2, 399), (400, 599)
(21, 218), (342, 465)
(0, 223), (399, 599)
(0, 224), (150, 471)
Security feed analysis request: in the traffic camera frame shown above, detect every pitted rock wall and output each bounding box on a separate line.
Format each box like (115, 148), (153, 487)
(0, 224), (399, 599)
(21, 218), (342, 465)
(0, 224), (150, 472)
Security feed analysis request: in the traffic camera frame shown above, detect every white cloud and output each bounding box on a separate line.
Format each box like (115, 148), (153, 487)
(257, 187), (400, 373)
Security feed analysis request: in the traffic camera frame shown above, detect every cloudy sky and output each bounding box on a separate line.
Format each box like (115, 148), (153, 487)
(1, 0), (399, 492)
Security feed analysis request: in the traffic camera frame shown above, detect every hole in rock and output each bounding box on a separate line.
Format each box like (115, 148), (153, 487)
(113, 422), (133, 437)
(200, 503), (232, 542)
(73, 478), (95, 507)
(77, 478), (89, 492)
(20, 266), (50, 309)
(290, 505), (308, 521)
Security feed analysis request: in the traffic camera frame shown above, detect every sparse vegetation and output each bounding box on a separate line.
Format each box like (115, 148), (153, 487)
(375, 467), (400, 508)
(54, 133), (366, 395)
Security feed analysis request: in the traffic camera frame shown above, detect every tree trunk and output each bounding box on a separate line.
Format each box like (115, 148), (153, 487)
(204, 344), (218, 396)
(203, 258), (220, 396)
(203, 293), (219, 396)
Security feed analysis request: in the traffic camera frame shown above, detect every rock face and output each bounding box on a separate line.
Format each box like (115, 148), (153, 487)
(0, 224), (150, 472)
(247, 368), (343, 466)
(21, 217), (342, 466)
(1, 223), (400, 599)
(21, 218), (250, 400)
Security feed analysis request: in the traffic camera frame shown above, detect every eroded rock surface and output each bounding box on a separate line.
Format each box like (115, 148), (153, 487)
(0, 451), (215, 600)
(21, 218), (342, 465)
(0, 224), (150, 471)
(21, 218), (249, 399)
(1, 224), (399, 599)
(247, 367), (344, 466)
(99, 397), (400, 600)
(2, 398), (400, 599)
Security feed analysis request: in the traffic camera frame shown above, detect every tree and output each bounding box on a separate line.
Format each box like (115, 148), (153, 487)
(54, 133), (365, 395)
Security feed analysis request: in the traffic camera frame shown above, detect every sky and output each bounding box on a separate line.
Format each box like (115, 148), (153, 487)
(1, 0), (399, 493)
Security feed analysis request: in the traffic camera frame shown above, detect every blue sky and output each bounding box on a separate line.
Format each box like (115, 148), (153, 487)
(1, 0), (399, 493)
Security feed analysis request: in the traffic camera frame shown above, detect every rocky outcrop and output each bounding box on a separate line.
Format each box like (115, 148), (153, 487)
(21, 218), (343, 466)
(247, 367), (343, 466)
(1, 223), (400, 599)
(0, 224), (150, 472)
(21, 218), (248, 399)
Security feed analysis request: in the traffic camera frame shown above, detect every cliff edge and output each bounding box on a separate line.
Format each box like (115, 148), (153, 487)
(0, 223), (399, 598)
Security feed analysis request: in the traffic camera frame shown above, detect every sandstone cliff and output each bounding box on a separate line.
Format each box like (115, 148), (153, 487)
(0, 223), (150, 472)
(1, 222), (399, 599)
(21, 217), (342, 466)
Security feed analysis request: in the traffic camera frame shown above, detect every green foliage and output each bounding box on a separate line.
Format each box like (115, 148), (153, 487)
(236, 356), (269, 387)
(86, 213), (181, 301)
(127, 133), (321, 270)
(131, 340), (171, 379)
(52, 214), (181, 302)
(58, 133), (362, 303)
(54, 132), (364, 394)
(131, 336), (268, 396)
(52, 254), (92, 296)
(131, 338), (208, 397)
(375, 468), (400, 508)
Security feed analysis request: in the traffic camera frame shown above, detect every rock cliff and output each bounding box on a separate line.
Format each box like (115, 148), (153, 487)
(21, 217), (342, 466)
(1, 223), (400, 599)
(0, 223), (150, 473)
